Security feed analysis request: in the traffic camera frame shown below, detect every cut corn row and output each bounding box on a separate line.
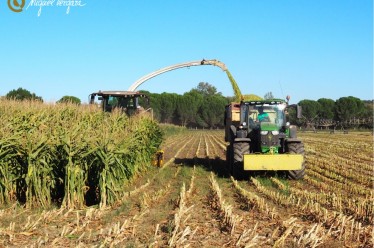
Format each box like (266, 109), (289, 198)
(209, 172), (239, 235)
(303, 135), (373, 172)
(204, 135), (210, 157)
(306, 166), (372, 197)
(252, 177), (371, 242)
(307, 148), (373, 175)
(86, 182), (172, 247)
(0, 100), (162, 208)
(208, 134), (227, 151)
(168, 169), (197, 247)
(306, 155), (372, 187)
(161, 134), (187, 148)
(234, 178), (329, 246)
(299, 176), (373, 224)
(195, 134), (203, 157)
(184, 134), (200, 158)
(161, 135), (195, 169)
(235, 223), (269, 247)
(206, 134), (218, 157)
(231, 176), (277, 219)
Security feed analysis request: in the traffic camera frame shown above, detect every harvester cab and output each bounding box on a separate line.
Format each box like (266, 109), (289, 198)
(225, 98), (305, 180)
(89, 91), (149, 116)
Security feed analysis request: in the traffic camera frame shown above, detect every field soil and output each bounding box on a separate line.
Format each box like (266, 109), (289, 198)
(0, 130), (373, 248)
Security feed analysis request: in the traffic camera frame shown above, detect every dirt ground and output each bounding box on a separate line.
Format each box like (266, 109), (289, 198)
(0, 130), (372, 248)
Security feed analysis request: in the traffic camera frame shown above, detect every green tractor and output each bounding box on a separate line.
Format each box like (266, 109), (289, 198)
(89, 91), (150, 116)
(225, 97), (305, 180)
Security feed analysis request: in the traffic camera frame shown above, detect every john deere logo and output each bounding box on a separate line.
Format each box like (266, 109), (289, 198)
(8, 0), (25, 12)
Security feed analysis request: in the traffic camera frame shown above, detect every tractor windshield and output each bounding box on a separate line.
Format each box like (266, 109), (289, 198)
(104, 96), (138, 114)
(244, 104), (286, 129)
(107, 96), (134, 109)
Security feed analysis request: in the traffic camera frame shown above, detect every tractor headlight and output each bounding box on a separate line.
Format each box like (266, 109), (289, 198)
(271, 131), (279, 135)
(261, 131), (268, 135)
(242, 122), (247, 126)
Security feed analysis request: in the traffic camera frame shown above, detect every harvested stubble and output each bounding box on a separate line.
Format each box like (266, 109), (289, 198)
(0, 100), (162, 209)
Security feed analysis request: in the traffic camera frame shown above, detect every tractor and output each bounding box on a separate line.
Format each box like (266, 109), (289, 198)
(89, 91), (150, 116)
(225, 96), (305, 180)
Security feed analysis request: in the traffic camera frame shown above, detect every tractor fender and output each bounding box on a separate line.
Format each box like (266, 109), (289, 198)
(286, 138), (302, 143)
(234, 138), (251, 143)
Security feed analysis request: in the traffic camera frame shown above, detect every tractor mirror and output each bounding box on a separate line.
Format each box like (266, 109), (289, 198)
(98, 96), (103, 101)
(297, 105), (302, 119)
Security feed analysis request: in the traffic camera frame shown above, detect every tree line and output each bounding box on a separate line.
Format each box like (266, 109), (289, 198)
(140, 82), (230, 128)
(4, 86), (373, 129)
(296, 97), (373, 128)
(4, 87), (81, 104)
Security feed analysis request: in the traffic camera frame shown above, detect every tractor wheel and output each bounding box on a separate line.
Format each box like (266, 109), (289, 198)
(287, 142), (305, 180)
(232, 142), (250, 180)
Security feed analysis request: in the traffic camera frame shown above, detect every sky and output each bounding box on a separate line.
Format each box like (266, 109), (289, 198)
(0, 0), (372, 104)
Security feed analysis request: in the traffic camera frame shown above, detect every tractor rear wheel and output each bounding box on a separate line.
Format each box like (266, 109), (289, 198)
(287, 142), (305, 180)
(232, 142), (250, 179)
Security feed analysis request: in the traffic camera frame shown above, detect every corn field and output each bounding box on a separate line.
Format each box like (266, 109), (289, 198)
(0, 100), (162, 209)
(0, 112), (373, 247)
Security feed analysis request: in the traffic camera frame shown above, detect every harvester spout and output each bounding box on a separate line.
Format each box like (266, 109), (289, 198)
(126, 58), (249, 103)
(128, 59), (227, 91)
(200, 59), (228, 71)
(226, 70), (243, 102)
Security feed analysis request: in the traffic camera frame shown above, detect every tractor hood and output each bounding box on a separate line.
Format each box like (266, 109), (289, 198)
(260, 122), (279, 131)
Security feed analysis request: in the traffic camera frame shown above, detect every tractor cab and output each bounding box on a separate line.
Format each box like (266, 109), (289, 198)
(89, 91), (149, 116)
(238, 100), (289, 154)
(242, 101), (287, 130)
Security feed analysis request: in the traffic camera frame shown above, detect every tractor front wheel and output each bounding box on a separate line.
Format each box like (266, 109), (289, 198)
(232, 142), (250, 180)
(287, 142), (305, 180)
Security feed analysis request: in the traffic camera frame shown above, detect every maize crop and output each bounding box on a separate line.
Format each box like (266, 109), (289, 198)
(0, 100), (162, 209)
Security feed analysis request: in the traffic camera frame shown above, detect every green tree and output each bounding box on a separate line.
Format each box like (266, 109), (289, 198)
(317, 98), (335, 119)
(362, 100), (373, 128)
(335, 96), (365, 122)
(176, 91), (203, 127)
(200, 95), (228, 128)
(286, 107), (299, 125)
(142, 92), (161, 121)
(362, 100), (373, 118)
(57, 96), (81, 105)
(159, 93), (178, 123)
(193, 82), (221, 96)
(298, 100), (321, 124)
(6, 87), (43, 102)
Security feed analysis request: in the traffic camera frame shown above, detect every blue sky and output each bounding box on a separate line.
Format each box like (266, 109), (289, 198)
(0, 0), (372, 103)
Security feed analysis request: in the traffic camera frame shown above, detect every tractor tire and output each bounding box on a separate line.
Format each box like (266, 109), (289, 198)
(287, 142), (305, 180)
(232, 142), (250, 180)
